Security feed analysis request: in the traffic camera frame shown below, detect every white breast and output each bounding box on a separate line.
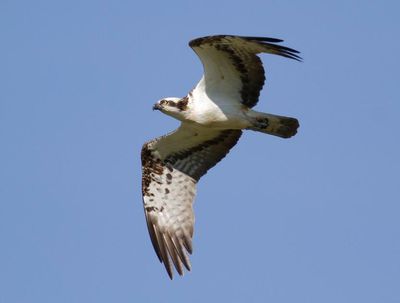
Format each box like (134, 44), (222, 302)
(187, 77), (249, 129)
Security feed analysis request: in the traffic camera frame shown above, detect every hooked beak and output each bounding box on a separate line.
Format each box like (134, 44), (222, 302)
(153, 103), (161, 111)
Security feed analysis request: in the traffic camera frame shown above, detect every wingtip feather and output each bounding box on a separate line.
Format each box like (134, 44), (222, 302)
(189, 34), (302, 62)
(241, 36), (284, 43)
(164, 234), (184, 276)
(153, 223), (174, 279)
(145, 210), (194, 278)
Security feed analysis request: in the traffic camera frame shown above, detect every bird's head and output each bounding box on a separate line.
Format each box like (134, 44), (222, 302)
(153, 97), (189, 120)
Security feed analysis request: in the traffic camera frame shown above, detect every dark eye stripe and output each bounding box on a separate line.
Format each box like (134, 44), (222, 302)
(160, 100), (175, 106)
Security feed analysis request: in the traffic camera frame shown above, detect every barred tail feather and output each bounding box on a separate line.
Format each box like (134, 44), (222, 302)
(248, 113), (299, 138)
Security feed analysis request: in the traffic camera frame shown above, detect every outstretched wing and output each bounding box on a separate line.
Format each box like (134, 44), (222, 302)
(141, 123), (242, 279)
(189, 35), (301, 108)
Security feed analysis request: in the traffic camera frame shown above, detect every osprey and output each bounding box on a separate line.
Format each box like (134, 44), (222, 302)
(141, 35), (301, 279)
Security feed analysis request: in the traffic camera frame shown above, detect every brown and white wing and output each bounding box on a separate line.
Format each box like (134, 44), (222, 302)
(189, 35), (301, 108)
(141, 123), (242, 279)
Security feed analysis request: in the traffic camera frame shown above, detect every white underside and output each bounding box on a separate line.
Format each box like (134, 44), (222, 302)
(183, 76), (257, 130)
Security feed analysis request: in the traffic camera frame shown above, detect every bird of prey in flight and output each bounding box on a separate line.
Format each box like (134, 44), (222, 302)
(141, 35), (301, 279)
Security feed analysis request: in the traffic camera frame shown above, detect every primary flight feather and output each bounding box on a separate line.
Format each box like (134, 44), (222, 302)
(141, 35), (301, 279)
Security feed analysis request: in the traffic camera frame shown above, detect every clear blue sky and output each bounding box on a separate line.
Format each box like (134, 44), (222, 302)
(1, 1), (399, 302)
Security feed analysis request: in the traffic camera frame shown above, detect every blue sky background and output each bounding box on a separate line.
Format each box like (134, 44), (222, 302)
(1, 1), (399, 302)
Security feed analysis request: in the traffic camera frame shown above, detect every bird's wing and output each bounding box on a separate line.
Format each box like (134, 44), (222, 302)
(141, 123), (242, 278)
(189, 35), (301, 108)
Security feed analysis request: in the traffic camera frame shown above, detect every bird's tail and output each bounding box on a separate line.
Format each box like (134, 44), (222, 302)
(247, 113), (299, 138)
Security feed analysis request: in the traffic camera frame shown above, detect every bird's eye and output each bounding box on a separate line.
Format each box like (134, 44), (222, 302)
(160, 100), (167, 105)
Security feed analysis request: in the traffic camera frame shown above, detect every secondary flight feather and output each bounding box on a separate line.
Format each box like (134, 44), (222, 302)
(141, 35), (301, 279)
